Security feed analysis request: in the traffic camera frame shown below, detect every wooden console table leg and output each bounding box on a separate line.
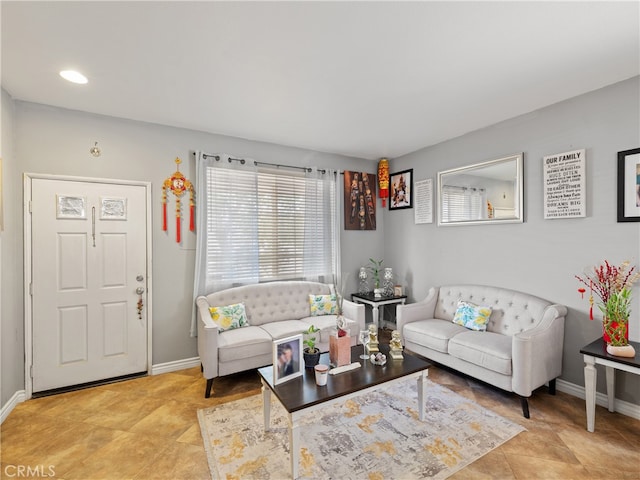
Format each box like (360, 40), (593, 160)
(584, 355), (597, 433)
(605, 365), (615, 413)
(372, 305), (380, 329)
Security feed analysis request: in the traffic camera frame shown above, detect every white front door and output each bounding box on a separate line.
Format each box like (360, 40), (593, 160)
(30, 178), (149, 392)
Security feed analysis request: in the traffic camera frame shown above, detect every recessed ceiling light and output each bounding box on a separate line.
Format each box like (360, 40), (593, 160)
(59, 70), (88, 84)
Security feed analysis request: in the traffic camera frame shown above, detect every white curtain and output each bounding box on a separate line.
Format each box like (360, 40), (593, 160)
(191, 152), (339, 336)
(303, 167), (339, 283)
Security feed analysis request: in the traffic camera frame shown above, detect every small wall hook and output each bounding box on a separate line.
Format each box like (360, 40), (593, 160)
(90, 142), (101, 157)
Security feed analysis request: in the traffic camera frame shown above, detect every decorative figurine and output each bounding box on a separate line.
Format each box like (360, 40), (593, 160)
(358, 267), (369, 295)
(382, 267), (394, 296)
(389, 330), (404, 360)
(366, 323), (379, 354)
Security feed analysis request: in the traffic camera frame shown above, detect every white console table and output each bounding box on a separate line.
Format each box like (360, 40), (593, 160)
(351, 292), (407, 330)
(580, 338), (640, 433)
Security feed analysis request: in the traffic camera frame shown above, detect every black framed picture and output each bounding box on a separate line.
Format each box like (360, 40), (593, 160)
(617, 148), (640, 222)
(273, 334), (303, 385)
(389, 169), (413, 210)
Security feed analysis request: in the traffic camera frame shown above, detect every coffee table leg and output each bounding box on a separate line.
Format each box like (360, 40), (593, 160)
(261, 380), (271, 431)
(417, 370), (428, 421)
(289, 414), (300, 479)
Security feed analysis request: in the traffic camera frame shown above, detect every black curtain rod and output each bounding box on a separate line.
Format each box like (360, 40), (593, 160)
(199, 152), (326, 174)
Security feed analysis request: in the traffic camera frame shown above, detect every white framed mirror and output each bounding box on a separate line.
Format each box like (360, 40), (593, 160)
(437, 153), (524, 226)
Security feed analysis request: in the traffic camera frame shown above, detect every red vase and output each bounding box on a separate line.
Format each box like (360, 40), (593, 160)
(602, 318), (629, 344)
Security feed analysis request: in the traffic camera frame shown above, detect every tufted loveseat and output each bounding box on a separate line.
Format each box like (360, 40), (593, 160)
(196, 281), (365, 397)
(396, 285), (567, 418)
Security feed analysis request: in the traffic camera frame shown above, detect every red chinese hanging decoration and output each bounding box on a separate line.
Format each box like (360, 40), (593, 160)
(162, 157), (195, 243)
(377, 158), (390, 206)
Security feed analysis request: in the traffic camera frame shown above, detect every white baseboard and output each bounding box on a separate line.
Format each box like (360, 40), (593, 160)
(1, 390), (26, 424)
(556, 379), (640, 421)
(151, 356), (201, 375)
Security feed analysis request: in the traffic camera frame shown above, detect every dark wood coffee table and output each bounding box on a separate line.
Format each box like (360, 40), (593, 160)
(257, 344), (431, 479)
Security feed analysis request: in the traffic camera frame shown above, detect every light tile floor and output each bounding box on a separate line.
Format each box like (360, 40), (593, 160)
(1, 362), (639, 479)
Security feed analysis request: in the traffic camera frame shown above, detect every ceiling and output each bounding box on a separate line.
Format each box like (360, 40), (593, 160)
(2, 1), (639, 160)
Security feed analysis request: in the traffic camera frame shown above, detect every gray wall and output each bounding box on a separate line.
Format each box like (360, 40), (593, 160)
(0, 98), (384, 405)
(384, 76), (640, 404)
(1, 89), (26, 407)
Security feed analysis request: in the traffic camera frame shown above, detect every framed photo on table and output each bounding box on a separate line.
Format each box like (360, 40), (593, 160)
(617, 148), (640, 222)
(273, 334), (303, 385)
(389, 169), (413, 210)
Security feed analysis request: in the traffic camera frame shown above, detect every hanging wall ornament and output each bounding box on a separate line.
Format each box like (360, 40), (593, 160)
(162, 157), (195, 243)
(377, 158), (389, 207)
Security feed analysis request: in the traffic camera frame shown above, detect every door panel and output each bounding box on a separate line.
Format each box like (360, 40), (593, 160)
(58, 233), (88, 290)
(102, 301), (127, 356)
(31, 178), (148, 392)
(58, 305), (88, 364)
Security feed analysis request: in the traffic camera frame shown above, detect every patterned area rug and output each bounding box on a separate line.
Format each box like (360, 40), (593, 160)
(198, 378), (525, 479)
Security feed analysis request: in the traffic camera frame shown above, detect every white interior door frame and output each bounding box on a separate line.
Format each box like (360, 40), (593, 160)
(23, 173), (153, 399)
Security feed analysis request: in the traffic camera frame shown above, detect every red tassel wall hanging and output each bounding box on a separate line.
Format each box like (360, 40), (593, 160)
(162, 157), (195, 243)
(377, 158), (389, 207)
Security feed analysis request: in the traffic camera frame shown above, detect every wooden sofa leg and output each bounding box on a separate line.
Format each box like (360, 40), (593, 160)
(205, 378), (214, 398)
(548, 378), (556, 395)
(520, 397), (530, 419)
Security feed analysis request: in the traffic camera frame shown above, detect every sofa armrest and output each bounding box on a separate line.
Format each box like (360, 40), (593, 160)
(396, 287), (439, 340)
(342, 298), (366, 335)
(512, 304), (567, 397)
(196, 296), (220, 379)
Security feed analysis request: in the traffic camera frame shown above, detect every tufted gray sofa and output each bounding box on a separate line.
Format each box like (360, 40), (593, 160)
(196, 281), (365, 397)
(396, 285), (567, 418)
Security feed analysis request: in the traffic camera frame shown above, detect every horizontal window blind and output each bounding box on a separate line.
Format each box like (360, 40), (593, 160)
(205, 165), (336, 286)
(442, 185), (485, 222)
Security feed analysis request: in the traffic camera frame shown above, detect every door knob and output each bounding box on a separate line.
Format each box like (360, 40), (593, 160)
(136, 287), (145, 295)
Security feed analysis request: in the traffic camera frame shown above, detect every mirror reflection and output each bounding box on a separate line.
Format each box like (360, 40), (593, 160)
(437, 153), (523, 226)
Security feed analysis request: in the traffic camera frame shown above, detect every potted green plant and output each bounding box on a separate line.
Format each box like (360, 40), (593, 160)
(575, 259), (640, 357)
(302, 325), (321, 368)
(368, 258), (383, 297)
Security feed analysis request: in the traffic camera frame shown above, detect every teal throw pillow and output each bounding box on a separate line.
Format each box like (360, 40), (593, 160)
(452, 300), (492, 331)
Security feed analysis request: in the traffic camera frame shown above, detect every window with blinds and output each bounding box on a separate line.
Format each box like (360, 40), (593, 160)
(204, 166), (336, 286)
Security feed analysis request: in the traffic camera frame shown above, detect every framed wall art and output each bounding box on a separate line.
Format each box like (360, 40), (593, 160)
(617, 148), (640, 222)
(273, 334), (303, 385)
(389, 169), (413, 210)
(343, 170), (377, 230)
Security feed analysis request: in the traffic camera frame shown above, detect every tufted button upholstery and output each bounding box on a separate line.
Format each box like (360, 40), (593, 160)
(205, 281), (331, 326)
(433, 285), (550, 336)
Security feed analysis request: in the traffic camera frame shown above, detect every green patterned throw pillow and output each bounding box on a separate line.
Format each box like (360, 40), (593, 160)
(452, 300), (492, 331)
(209, 303), (248, 332)
(309, 294), (338, 316)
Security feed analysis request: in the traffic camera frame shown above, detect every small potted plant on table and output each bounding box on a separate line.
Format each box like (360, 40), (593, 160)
(369, 258), (384, 297)
(302, 325), (321, 368)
